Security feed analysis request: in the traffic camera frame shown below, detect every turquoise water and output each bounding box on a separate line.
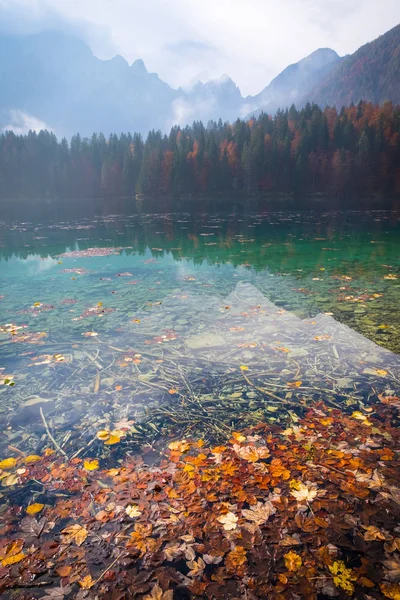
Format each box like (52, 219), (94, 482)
(1, 210), (400, 460)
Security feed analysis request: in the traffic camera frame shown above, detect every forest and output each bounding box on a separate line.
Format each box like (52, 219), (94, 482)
(0, 101), (400, 200)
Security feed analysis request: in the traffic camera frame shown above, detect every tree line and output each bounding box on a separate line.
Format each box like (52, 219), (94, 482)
(0, 101), (399, 199)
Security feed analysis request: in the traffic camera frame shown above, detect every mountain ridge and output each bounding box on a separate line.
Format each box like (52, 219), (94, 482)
(0, 25), (399, 138)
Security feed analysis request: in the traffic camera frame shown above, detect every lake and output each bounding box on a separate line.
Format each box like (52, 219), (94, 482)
(1, 208), (400, 462)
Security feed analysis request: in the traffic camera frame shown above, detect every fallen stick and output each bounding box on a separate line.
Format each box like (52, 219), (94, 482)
(39, 407), (68, 458)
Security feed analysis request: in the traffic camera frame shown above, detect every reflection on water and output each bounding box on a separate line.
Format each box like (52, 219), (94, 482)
(0, 210), (399, 459)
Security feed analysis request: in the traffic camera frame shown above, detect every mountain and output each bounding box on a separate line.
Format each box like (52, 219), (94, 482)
(0, 32), (178, 137)
(303, 24), (400, 108)
(246, 48), (341, 117)
(0, 30), (344, 137)
(0, 26), (399, 138)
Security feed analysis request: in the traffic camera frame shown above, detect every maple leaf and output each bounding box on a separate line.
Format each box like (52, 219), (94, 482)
(284, 550), (302, 572)
(226, 546), (247, 571)
(83, 459), (99, 471)
(233, 444), (270, 462)
(144, 584), (174, 600)
(290, 481), (320, 503)
(363, 525), (390, 541)
(61, 524), (88, 546)
(79, 575), (94, 589)
(126, 504), (142, 518)
(41, 586), (72, 599)
(381, 583), (400, 599)
(242, 501), (276, 525)
(329, 560), (356, 595)
(203, 554), (223, 565)
(163, 544), (182, 561)
(168, 440), (190, 453)
(383, 556), (400, 582)
(187, 557), (206, 577)
(217, 511), (238, 531)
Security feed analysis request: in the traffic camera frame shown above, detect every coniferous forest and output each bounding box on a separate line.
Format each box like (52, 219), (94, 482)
(1, 101), (400, 201)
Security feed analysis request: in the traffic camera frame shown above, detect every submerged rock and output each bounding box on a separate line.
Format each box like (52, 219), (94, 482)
(185, 333), (227, 349)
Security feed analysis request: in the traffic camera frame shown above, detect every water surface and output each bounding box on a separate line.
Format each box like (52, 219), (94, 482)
(1, 209), (399, 460)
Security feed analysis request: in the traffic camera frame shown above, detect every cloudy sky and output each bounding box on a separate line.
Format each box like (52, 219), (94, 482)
(1, 0), (399, 95)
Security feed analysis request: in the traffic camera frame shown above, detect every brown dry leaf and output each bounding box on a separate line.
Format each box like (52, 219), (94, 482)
(383, 556), (400, 582)
(363, 525), (390, 541)
(187, 557), (206, 577)
(284, 550), (302, 572)
(233, 444), (270, 462)
(144, 584), (174, 600)
(242, 501), (276, 525)
(56, 565), (72, 577)
(61, 524), (88, 546)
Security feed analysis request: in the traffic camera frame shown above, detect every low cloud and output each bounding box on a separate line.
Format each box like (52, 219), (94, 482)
(3, 110), (53, 135)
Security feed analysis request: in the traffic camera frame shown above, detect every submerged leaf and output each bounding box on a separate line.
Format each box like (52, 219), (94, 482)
(26, 503), (44, 515)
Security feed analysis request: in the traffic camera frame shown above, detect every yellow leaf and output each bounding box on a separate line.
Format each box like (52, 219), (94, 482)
(3, 473), (19, 486)
(232, 432), (246, 442)
(376, 369), (388, 376)
(240, 365), (249, 371)
(26, 503), (44, 515)
(104, 434), (121, 445)
(61, 524), (88, 546)
(126, 504), (142, 518)
(284, 550), (302, 572)
(381, 583), (400, 599)
(329, 560), (356, 595)
(25, 455), (42, 464)
(79, 575), (94, 589)
(96, 430), (110, 441)
(84, 459), (99, 471)
(0, 457), (17, 470)
(287, 381), (302, 388)
(2, 552), (25, 567)
(217, 511), (238, 531)
(168, 440), (190, 453)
